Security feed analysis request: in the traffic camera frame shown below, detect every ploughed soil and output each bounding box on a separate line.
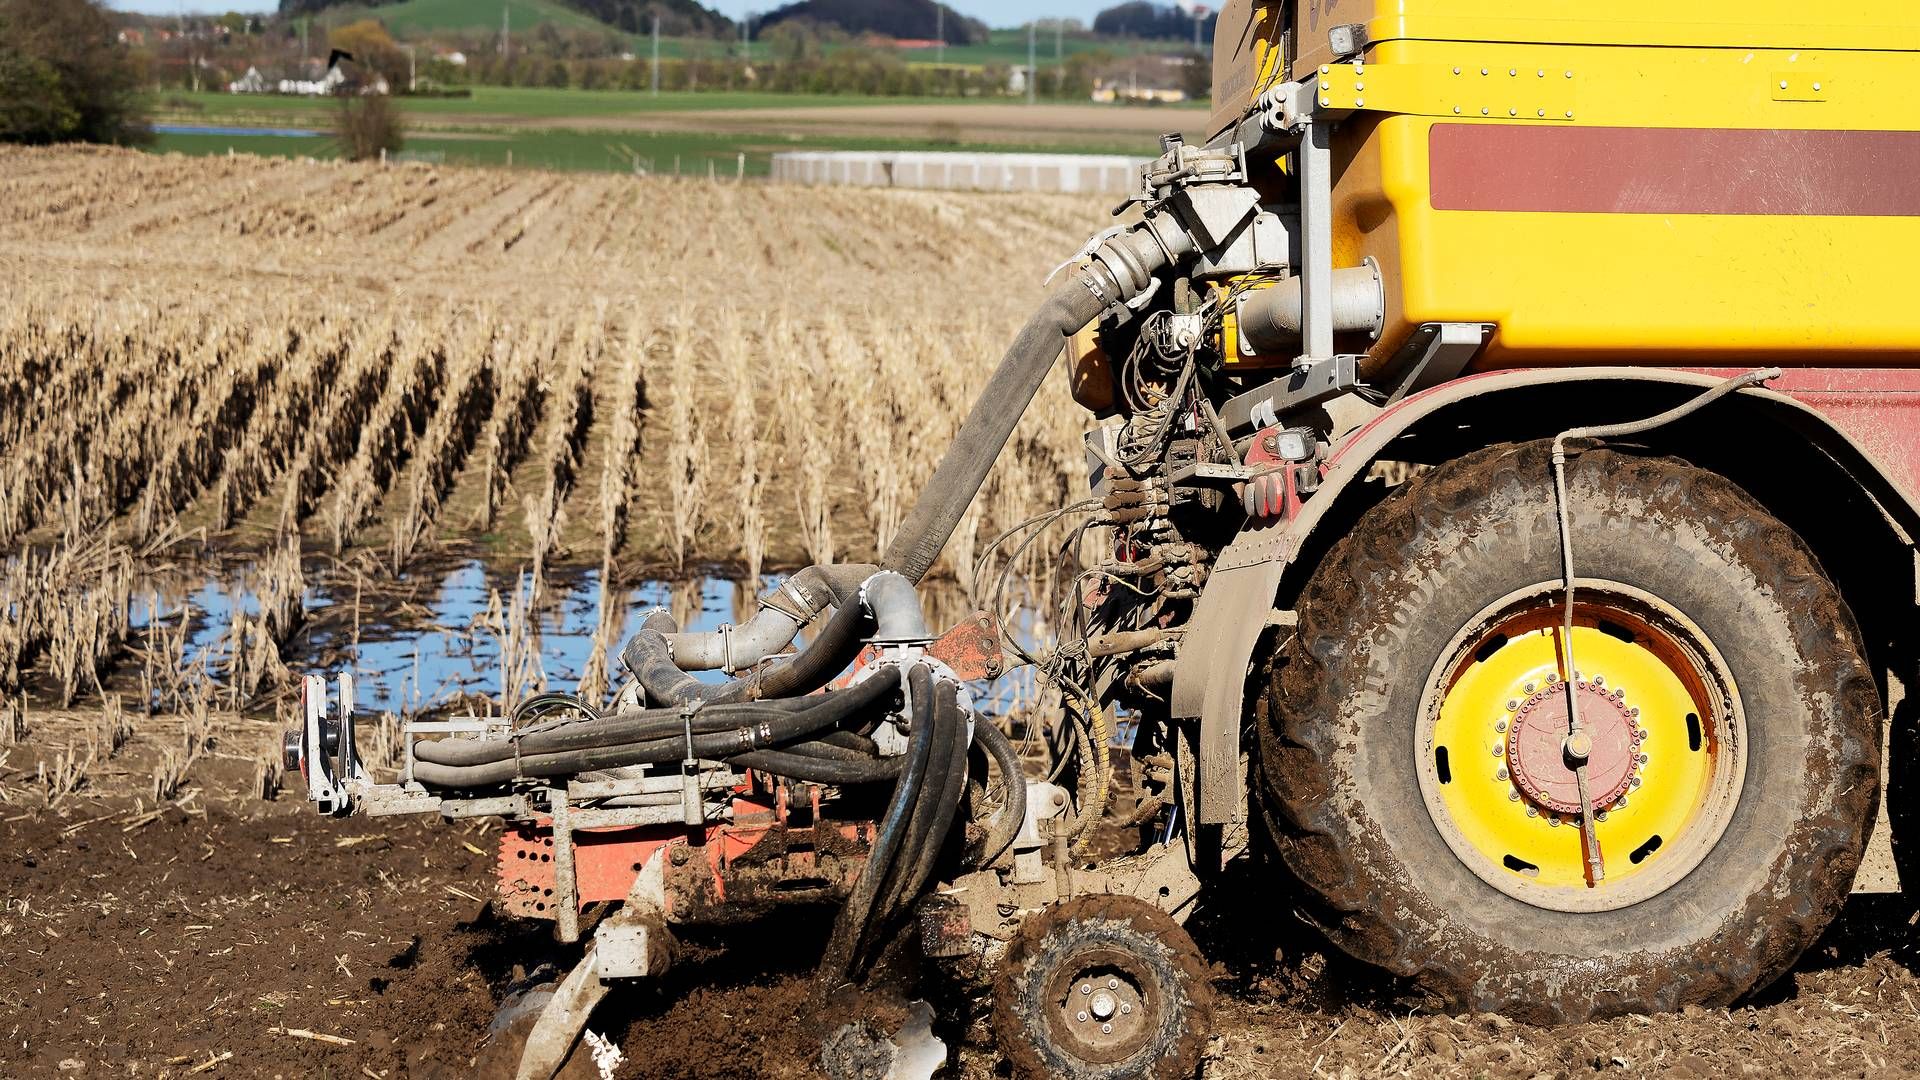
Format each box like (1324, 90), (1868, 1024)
(5, 729), (1920, 1079)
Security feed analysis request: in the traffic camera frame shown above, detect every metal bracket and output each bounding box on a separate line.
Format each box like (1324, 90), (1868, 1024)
(1384, 322), (1492, 405)
(1314, 60), (1579, 121)
(1218, 355), (1360, 432)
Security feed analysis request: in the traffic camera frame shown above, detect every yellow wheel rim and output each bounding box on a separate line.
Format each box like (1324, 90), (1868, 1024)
(1416, 581), (1745, 912)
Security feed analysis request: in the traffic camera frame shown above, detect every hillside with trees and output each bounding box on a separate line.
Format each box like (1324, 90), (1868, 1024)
(1093, 1), (1214, 42)
(757, 0), (986, 46)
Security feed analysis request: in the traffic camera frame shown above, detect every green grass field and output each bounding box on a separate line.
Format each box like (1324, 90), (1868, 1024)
(154, 87), (991, 125)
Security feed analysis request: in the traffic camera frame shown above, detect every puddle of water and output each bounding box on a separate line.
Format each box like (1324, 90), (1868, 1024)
(133, 561), (751, 717)
(126, 559), (1059, 726)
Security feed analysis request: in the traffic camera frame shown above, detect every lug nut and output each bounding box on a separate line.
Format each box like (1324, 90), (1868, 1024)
(1080, 984), (1090, 995)
(1107, 979), (1118, 989)
(1121, 1004), (1132, 1015)
(1102, 1023), (1113, 1035)
(1077, 1010), (1088, 1023)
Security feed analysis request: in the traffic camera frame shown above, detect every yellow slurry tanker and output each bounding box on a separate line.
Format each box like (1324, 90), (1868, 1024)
(288, 3), (1920, 1076)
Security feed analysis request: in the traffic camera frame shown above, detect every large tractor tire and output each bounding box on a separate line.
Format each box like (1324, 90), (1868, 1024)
(1256, 440), (1881, 1023)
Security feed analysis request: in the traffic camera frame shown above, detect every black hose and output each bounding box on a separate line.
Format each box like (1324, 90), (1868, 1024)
(871, 678), (962, 927)
(413, 669), (901, 767)
(972, 715), (1027, 869)
(890, 683), (971, 915)
(411, 681), (892, 786)
(729, 749), (902, 785)
(621, 597), (876, 706)
(881, 272), (1111, 584)
(818, 664), (936, 988)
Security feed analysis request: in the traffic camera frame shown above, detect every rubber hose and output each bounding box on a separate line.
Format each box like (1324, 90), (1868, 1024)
(893, 683), (971, 913)
(622, 595), (876, 706)
(871, 670), (958, 926)
(411, 684), (882, 786)
(728, 749), (902, 785)
(971, 715), (1027, 869)
(881, 271), (1112, 584)
(413, 669), (900, 767)
(817, 665), (936, 987)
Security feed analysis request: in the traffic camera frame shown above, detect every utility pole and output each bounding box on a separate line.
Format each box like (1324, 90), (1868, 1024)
(502, 4), (510, 63)
(1026, 21), (1035, 104)
(650, 14), (660, 95)
(402, 44), (416, 93)
(1054, 18), (1062, 96)
(740, 11), (750, 61)
(935, 5), (943, 64)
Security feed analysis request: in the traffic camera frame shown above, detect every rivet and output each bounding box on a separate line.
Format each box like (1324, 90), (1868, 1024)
(1355, 81), (1365, 91)
(1355, 98), (1365, 107)
(1454, 105), (1463, 113)
(1565, 110), (1574, 118)
(1320, 80), (1330, 90)
(1564, 70), (1573, 78)
(1538, 109), (1547, 117)
(1780, 79), (1789, 89)
(1509, 107), (1518, 116)
(1320, 98), (1330, 107)
(1813, 81), (1822, 91)
(1537, 69), (1545, 77)
(1508, 68), (1517, 76)
(1480, 67), (1489, 75)
(1320, 65), (1331, 74)
(1453, 66), (1462, 75)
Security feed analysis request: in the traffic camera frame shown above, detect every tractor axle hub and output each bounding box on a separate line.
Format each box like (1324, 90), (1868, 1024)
(1507, 678), (1643, 815)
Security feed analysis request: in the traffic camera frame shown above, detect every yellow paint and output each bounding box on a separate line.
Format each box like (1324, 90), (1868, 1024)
(1432, 624), (1713, 892)
(1291, 5), (1920, 370)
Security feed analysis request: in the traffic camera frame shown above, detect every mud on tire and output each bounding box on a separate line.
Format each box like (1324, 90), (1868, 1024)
(1255, 440), (1882, 1022)
(991, 894), (1213, 1079)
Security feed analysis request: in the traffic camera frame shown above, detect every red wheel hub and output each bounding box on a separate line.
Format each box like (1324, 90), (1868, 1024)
(1506, 678), (1642, 815)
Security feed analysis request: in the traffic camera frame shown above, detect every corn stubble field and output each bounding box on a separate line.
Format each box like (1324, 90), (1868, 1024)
(4, 146), (1920, 1078)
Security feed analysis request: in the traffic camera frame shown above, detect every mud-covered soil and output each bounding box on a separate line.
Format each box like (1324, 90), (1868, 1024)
(5, 735), (1920, 1079)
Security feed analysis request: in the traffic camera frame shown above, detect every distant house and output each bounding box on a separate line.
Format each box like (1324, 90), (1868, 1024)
(1090, 55), (1189, 103)
(228, 66), (267, 94)
(117, 28), (145, 46)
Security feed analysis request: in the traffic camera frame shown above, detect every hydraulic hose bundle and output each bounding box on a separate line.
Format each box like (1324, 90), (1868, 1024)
(406, 215), (1194, 990)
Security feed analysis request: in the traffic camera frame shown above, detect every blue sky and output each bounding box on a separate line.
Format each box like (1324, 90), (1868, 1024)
(104, 0), (1127, 30)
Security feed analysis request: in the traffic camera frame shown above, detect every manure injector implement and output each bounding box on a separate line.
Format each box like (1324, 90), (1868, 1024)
(288, 2), (1920, 1075)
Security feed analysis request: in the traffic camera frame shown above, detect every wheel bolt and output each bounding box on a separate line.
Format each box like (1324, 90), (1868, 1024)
(1107, 979), (1118, 989)
(1077, 1010), (1088, 1023)
(1496, 768), (1509, 781)
(1506, 700), (1517, 711)
(1491, 744), (1503, 756)
(1526, 806), (1538, 817)
(1524, 683), (1535, 693)
(1496, 720), (1507, 733)
(1102, 1023), (1114, 1034)
(1121, 1004), (1132, 1015)
(1080, 984), (1090, 995)
(1508, 791), (1520, 801)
